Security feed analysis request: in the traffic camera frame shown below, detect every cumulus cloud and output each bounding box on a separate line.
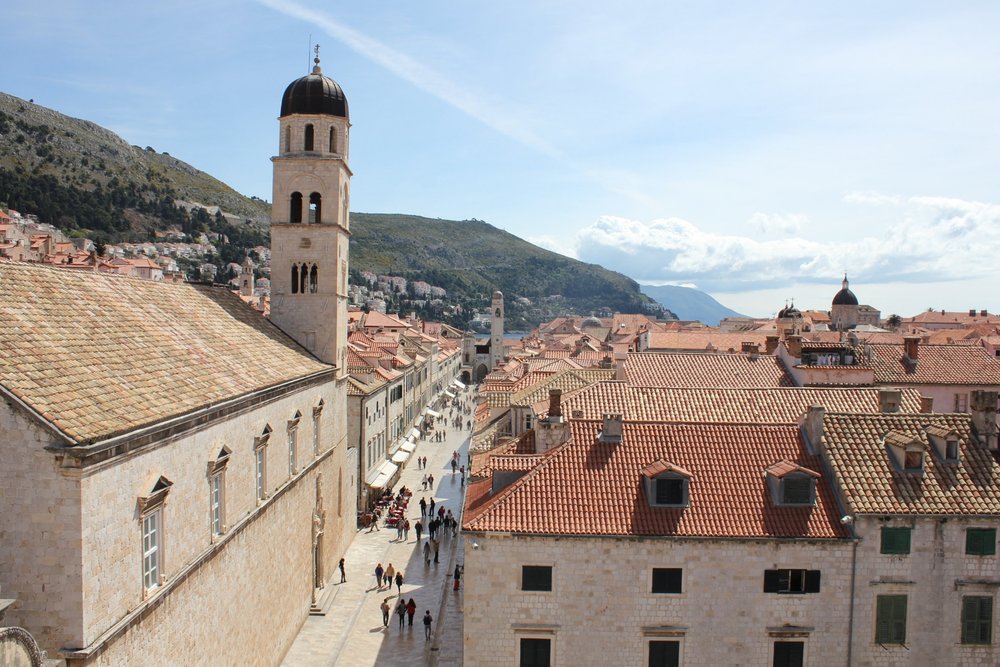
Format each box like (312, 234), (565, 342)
(573, 194), (1000, 292)
(749, 211), (807, 236)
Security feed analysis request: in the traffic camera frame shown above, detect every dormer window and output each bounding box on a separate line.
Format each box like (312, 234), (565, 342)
(884, 431), (926, 474)
(765, 461), (819, 506)
(926, 425), (961, 463)
(642, 460), (691, 508)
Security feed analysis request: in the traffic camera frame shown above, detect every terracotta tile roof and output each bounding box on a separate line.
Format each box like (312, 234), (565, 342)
(868, 343), (1000, 385)
(511, 369), (616, 408)
(560, 384), (924, 423)
(625, 352), (795, 387)
(821, 412), (1000, 515)
(362, 310), (410, 330)
(0, 262), (330, 444)
(644, 331), (771, 353)
(463, 420), (847, 539)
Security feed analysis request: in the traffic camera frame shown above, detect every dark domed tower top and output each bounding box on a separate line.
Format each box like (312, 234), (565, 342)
(832, 274), (859, 306)
(280, 48), (349, 119)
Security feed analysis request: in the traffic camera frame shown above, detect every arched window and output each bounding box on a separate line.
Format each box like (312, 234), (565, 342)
(304, 124), (314, 151)
(329, 127), (337, 153)
(291, 264), (299, 294)
(299, 263), (308, 294)
(309, 192), (321, 224)
(284, 126), (291, 153)
(290, 192), (303, 223)
(309, 265), (318, 293)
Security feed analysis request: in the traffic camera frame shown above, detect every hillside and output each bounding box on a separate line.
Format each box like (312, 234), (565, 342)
(640, 284), (746, 326)
(0, 92), (669, 327)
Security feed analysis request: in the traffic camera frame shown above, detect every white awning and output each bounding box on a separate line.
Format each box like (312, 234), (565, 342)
(366, 460), (399, 489)
(409, 428), (421, 439)
(452, 380), (466, 389)
(391, 450), (410, 464)
(426, 409), (441, 418)
(400, 440), (417, 453)
(444, 391), (456, 399)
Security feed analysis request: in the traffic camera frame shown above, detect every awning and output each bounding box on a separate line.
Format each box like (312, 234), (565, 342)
(401, 440), (417, 453)
(409, 428), (421, 439)
(391, 450), (410, 464)
(366, 460), (399, 489)
(452, 380), (466, 389)
(444, 391), (456, 399)
(426, 409), (441, 418)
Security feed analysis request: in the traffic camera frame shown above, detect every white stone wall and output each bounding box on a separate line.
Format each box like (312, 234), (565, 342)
(850, 516), (1000, 667)
(463, 534), (853, 666)
(0, 404), (83, 653)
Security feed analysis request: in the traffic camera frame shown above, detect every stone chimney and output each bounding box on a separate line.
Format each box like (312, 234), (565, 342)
(614, 353), (627, 382)
(785, 335), (803, 359)
(919, 395), (934, 413)
(878, 388), (902, 413)
(903, 336), (920, 364)
(535, 389), (569, 454)
(800, 405), (825, 450)
(765, 335), (780, 355)
(599, 354), (613, 369)
(970, 390), (999, 450)
(741, 342), (760, 355)
(547, 388), (563, 418)
(598, 413), (623, 444)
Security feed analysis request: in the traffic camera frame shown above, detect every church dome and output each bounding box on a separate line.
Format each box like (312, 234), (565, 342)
(777, 303), (801, 319)
(280, 55), (348, 119)
(832, 275), (859, 306)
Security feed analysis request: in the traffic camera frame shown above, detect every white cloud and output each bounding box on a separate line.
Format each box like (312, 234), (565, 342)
(527, 234), (578, 259)
(573, 194), (1000, 293)
(749, 211), (806, 236)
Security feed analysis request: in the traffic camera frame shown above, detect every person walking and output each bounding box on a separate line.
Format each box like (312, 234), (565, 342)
(433, 538), (440, 564)
(415, 519), (423, 541)
(395, 518), (404, 541)
(421, 474), (428, 491)
(453, 563), (462, 591)
(429, 498), (436, 518)
(374, 563), (384, 591)
(406, 598), (417, 627)
(419, 496), (427, 517)
(428, 474), (434, 490)
(423, 540), (431, 565)
(451, 458), (457, 474)
(384, 563), (395, 590)
(338, 557), (346, 583)
(403, 518), (410, 541)
(423, 610), (433, 640)
(396, 599), (407, 629)
(380, 597), (391, 627)
(459, 466), (465, 487)
(395, 570), (403, 595)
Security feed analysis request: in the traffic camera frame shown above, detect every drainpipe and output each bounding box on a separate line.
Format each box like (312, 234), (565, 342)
(846, 538), (857, 667)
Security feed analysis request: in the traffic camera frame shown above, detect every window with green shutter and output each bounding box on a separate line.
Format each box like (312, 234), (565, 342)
(880, 527), (911, 555)
(962, 596), (993, 644)
(876, 595), (907, 644)
(966, 528), (997, 556)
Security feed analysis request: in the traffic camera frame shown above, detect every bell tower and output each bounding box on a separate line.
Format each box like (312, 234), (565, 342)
(490, 290), (504, 370)
(269, 46), (351, 376)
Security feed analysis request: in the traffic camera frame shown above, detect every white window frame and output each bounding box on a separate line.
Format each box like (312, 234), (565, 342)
(289, 427), (298, 475)
(255, 445), (267, 501)
(142, 509), (162, 593)
(210, 471), (225, 536)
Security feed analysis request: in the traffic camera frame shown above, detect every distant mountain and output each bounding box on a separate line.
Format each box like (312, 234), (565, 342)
(0, 93), (667, 328)
(640, 284), (745, 326)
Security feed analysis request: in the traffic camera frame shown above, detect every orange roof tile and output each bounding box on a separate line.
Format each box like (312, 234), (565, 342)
(463, 420), (848, 539)
(868, 343), (1000, 385)
(625, 352), (795, 387)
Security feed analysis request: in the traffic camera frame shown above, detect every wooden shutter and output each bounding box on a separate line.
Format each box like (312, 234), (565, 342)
(763, 569), (781, 593)
(804, 570), (821, 593)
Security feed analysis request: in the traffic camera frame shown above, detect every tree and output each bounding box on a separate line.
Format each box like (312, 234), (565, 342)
(885, 314), (902, 331)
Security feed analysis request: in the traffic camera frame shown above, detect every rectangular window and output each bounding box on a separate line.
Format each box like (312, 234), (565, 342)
(655, 478), (686, 505)
(521, 565), (552, 592)
(142, 509), (161, 592)
(313, 414), (321, 456)
(781, 478), (813, 504)
(903, 450), (923, 471)
(763, 569), (821, 594)
(875, 595), (907, 644)
(519, 638), (551, 667)
(962, 596), (993, 644)
(210, 472), (224, 535)
(288, 428), (298, 476)
(955, 392), (969, 412)
(880, 527), (912, 555)
(255, 447), (266, 501)
(651, 568), (683, 594)
(772, 641), (804, 667)
(648, 640), (680, 667)
(966, 528), (997, 556)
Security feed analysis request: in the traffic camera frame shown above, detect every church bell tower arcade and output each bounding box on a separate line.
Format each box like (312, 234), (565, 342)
(270, 47), (351, 376)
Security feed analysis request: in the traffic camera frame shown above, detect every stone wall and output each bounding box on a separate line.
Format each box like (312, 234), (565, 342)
(463, 534), (853, 666)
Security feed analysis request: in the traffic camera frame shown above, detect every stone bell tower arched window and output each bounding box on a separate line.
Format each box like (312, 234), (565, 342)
(290, 192), (303, 223)
(309, 193), (322, 224)
(291, 264), (299, 294)
(329, 127), (337, 153)
(309, 265), (318, 293)
(304, 124), (314, 151)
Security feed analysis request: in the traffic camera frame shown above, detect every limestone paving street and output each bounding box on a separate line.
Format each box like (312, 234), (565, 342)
(281, 388), (471, 667)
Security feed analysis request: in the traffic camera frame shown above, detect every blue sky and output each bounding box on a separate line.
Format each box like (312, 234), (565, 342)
(6, 1), (1000, 318)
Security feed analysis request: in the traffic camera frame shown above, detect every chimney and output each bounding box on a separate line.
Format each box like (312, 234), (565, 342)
(599, 354), (613, 369)
(878, 388), (902, 414)
(800, 405), (825, 450)
(765, 335), (780, 355)
(741, 342), (760, 355)
(919, 395), (934, 413)
(982, 309), (989, 317)
(970, 391), (999, 450)
(785, 335), (802, 359)
(547, 389), (563, 419)
(614, 352), (627, 382)
(598, 413), (623, 444)
(903, 336), (920, 364)
(970, 309), (977, 317)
